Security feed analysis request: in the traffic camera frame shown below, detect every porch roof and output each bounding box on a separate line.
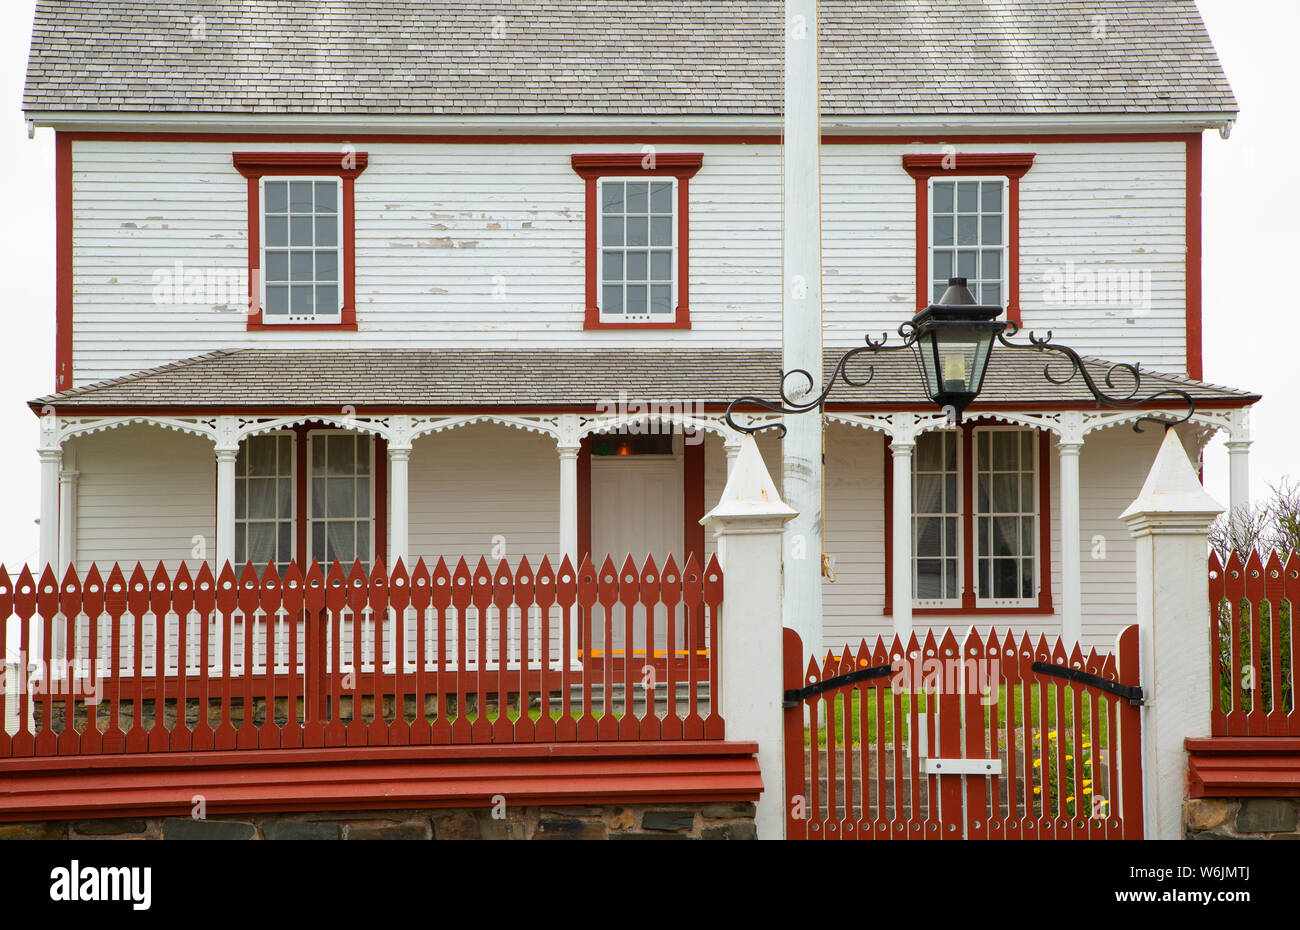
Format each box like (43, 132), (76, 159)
(30, 347), (1258, 414)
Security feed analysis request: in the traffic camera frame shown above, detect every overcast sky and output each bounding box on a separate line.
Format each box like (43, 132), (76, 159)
(0, 0), (1294, 573)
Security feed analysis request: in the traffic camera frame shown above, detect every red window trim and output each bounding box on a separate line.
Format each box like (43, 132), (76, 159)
(902, 152), (1035, 325)
(883, 423), (1053, 616)
(233, 152), (369, 331)
(571, 152), (703, 330)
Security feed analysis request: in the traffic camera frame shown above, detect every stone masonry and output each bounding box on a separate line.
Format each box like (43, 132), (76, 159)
(1184, 798), (1300, 840)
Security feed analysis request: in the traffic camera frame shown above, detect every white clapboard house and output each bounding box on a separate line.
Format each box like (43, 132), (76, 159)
(21, 0), (1253, 654)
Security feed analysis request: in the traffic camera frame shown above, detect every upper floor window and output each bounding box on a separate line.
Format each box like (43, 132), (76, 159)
(571, 153), (702, 330)
(262, 178), (341, 323)
(902, 152), (1034, 324)
(930, 178), (1005, 306)
(233, 151), (369, 331)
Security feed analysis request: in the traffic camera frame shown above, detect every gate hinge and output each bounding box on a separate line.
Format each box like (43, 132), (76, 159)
(1030, 661), (1144, 706)
(783, 663), (895, 708)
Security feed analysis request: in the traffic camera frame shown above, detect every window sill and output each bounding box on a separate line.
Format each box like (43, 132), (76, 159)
(584, 309), (691, 331)
(882, 605), (1055, 617)
(247, 321), (358, 332)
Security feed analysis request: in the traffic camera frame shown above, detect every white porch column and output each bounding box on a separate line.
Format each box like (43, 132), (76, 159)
(37, 410), (62, 574)
(58, 452), (79, 574)
(214, 416), (239, 571)
(557, 415), (581, 566)
(890, 431), (914, 639)
(1058, 419), (1085, 645)
(780, 0), (825, 656)
(1224, 407), (1251, 540)
(386, 416), (414, 566)
(703, 434), (798, 839)
(1120, 430), (1223, 840)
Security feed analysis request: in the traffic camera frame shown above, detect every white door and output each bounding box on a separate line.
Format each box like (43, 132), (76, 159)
(590, 457), (683, 657)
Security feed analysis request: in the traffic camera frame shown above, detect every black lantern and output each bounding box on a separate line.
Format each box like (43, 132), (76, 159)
(909, 277), (1005, 423)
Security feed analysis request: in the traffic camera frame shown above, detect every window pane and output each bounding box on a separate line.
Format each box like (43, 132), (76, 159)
(1020, 479), (1034, 511)
(248, 478), (276, 517)
(992, 432), (1018, 468)
(315, 250), (338, 282)
(264, 182), (288, 214)
(266, 215), (288, 248)
(601, 182), (624, 213)
(932, 182), (954, 214)
(625, 182), (649, 214)
(356, 478), (370, 517)
(250, 438), (275, 475)
(650, 181), (673, 213)
(312, 522), (325, 564)
(311, 477), (325, 518)
(291, 285), (314, 315)
(356, 528), (370, 563)
(356, 443), (369, 475)
(650, 216), (672, 246)
(650, 250), (672, 281)
(981, 181), (1002, 212)
(982, 215), (1002, 246)
(916, 560), (943, 598)
(602, 250), (623, 282)
(327, 435), (354, 475)
(1021, 561), (1034, 600)
(915, 475), (943, 513)
(602, 217), (623, 246)
(290, 251), (314, 281)
(289, 181), (314, 212)
(314, 181), (338, 213)
(265, 285), (289, 315)
(290, 216), (313, 247)
(916, 517), (941, 556)
(981, 283), (1001, 306)
(957, 182), (979, 213)
(957, 215), (978, 245)
(915, 432), (942, 469)
(278, 523), (292, 566)
(266, 251), (289, 282)
(315, 216), (337, 247)
(994, 516), (1019, 556)
(945, 561), (958, 599)
(994, 559), (1018, 598)
(236, 480), (247, 518)
(278, 435), (292, 471)
(278, 477), (292, 518)
(626, 216), (648, 247)
(627, 250), (648, 281)
(235, 523), (246, 563)
(1021, 517), (1035, 554)
(981, 249), (1001, 280)
(978, 559), (990, 598)
(993, 475), (1018, 511)
(248, 523), (275, 566)
(1021, 430), (1034, 463)
(958, 250), (977, 279)
(327, 522), (355, 563)
(602, 284), (623, 314)
(327, 478), (355, 517)
(933, 216), (953, 246)
(945, 517), (958, 554)
(312, 438), (327, 475)
(650, 284), (671, 314)
(933, 250), (952, 281)
(315, 285), (338, 313)
(626, 284), (647, 314)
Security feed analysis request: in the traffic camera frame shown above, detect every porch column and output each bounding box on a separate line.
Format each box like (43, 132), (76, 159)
(1058, 421), (1085, 645)
(214, 416), (239, 571)
(37, 426), (61, 574)
(1225, 407), (1251, 539)
(388, 445), (411, 566)
(58, 451), (79, 574)
(890, 432), (914, 639)
(557, 415), (581, 565)
(1120, 429), (1222, 840)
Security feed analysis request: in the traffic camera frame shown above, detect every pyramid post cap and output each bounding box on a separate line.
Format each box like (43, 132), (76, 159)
(1120, 429), (1224, 524)
(702, 433), (798, 524)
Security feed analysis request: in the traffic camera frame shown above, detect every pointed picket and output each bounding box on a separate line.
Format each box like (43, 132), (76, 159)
(555, 555), (578, 741)
(450, 557), (474, 744)
(81, 565), (106, 755)
(513, 556), (536, 743)
(637, 554), (662, 740)
(387, 558), (411, 746)
(575, 554), (598, 742)
(533, 555), (557, 742)
(617, 554), (640, 741)
(470, 556), (495, 744)
(279, 560), (304, 749)
(491, 558), (515, 743)
(660, 553), (683, 740)
(415, 557), (440, 744)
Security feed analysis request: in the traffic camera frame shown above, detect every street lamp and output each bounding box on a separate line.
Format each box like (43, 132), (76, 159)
(909, 278), (1003, 422)
(724, 278), (1195, 435)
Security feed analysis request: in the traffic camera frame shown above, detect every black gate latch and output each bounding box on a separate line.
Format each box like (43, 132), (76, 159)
(1030, 661), (1144, 707)
(783, 663), (895, 708)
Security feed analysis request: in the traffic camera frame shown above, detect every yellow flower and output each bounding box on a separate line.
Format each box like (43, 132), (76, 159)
(1033, 786), (1041, 795)
(1048, 730), (1058, 740)
(1081, 741), (1091, 749)
(1066, 796), (1075, 803)
(1083, 787), (1093, 795)
(1082, 778), (1092, 786)
(1064, 755), (1073, 762)
(1032, 759), (1042, 768)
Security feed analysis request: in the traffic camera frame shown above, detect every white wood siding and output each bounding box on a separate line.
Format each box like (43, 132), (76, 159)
(70, 139), (1188, 384)
(68, 424), (214, 569)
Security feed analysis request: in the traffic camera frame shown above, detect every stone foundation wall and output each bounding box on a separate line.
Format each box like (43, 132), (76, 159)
(1184, 798), (1300, 840)
(0, 801), (757, 841)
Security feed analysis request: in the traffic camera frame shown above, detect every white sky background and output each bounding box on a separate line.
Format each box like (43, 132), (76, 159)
(0, 0), (1295, 573)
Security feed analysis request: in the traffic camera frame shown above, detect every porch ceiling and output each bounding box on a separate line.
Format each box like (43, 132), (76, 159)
(30, 347), (1257, 413)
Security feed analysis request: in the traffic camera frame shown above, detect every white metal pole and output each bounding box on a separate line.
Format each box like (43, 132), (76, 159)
(781, 0), (825, 656)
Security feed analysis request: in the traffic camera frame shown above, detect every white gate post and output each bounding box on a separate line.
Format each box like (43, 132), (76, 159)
(1120, 429), (1223, 840)
(703, 434), (798, 840)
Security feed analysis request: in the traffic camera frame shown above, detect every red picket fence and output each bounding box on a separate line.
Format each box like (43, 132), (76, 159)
(1208, 549), (1298, 736)
(0, 553), (723, 758)
(783, 625), (1144, 840)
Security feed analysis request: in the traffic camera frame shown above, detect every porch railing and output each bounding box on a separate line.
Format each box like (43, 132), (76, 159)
(1209, 548), (1298, 736)
(0, 553), (723, 757)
